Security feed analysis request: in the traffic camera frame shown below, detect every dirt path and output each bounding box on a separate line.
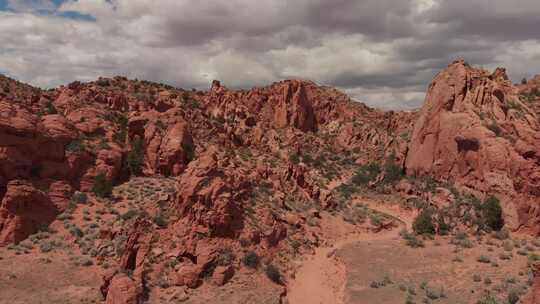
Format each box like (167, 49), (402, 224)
(287, 199), (412, 304)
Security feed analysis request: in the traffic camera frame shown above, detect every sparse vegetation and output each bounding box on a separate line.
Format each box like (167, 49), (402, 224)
(45, 101), (57, 114)
(92, 173), (112, 198)
(126, 138), (145, 176)
(483, 196), (504, 231)
(351, 162), (381, 186)
(413, 208), (435, 235)
(264, 263), (282, 284)
(242, 251), (260, 269)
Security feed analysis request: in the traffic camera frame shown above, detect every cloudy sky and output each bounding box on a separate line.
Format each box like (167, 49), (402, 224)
(0, 0), (539, 110)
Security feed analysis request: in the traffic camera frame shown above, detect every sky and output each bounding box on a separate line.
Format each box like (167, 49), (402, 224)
(1, 0), (540, 110)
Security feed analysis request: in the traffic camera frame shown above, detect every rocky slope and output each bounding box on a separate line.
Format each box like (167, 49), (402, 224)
(0, 60), (539, 302)
(406, 60), (540, 233)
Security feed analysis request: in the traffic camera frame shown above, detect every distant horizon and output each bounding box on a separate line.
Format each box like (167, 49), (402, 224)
(2, 58), (534, 112)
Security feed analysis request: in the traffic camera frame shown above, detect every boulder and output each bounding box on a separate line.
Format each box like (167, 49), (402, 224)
(0, 180), (60, 245)
(212, 265), (234, 286)
(105, 274), (141, 304)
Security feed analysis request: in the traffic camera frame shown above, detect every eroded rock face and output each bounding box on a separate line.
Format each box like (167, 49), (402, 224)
(175, 148), (246, 238)
(102, 220), (150, 304)
(128, 114), (194, 177)
(405, 60), (540, 231)
(274, 81), (316, 132)
(104, 274), (140, 304)
(0, 180), (61, 244)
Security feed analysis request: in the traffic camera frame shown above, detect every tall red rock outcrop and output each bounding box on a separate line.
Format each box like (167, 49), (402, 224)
(0, 180), (61, 244)
(274, 81), (316, 132)
(406, 60), (540, 231)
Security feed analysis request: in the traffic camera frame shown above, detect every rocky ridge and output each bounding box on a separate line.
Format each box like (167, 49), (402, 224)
(0, 60), (539, 302)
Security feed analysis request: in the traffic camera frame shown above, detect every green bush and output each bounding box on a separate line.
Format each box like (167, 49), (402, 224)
(153, 214), (168, 228)
(487, 122), (502, 136)
(39, 240), (55, 253)
(216, 249), (235, 266)
(121, 209), (138, 221)
(30, 163), (42, 178)
(242, 251), (260, 269)
(66, 139), (87, 153)
(72, 192), (88, 204)
(507, 289), (520, 304)
(476, 295), (499, 304)
(45, 101), (57, 114)
(483, 196), (504, 231)
(413, 209), (435, 235)
(92, 173), (112, 198)
(383, 155), (403, 184)
(265, 263), (282, 284)
(126, 138), (145, 176)
(351, 162), (381, 186)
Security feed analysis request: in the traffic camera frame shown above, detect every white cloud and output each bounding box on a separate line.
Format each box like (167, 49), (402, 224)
(0, 0), (539, 109)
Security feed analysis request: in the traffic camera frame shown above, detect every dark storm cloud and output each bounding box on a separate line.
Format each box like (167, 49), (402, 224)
(0, 0), (539, 110)
(425, 0), (540, 41)
(304, 0), (417, 40)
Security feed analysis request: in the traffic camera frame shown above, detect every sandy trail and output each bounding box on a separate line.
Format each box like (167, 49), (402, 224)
(287, 199), (412, 304)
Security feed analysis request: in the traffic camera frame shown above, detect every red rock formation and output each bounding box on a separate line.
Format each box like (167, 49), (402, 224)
(104, 274), (140, 304)
(274, 81), (316, 132)
(175, 148), (246, 238)
(0, 180), (61, 244)
(102, 220), (151, 304)
(406, 60), (540, 231)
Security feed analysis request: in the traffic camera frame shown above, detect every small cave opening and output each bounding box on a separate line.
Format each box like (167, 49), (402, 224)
(455, 137), (480, 153)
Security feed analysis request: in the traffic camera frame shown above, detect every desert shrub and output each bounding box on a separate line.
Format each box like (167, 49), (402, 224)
(507, 289), (520, 304)
(401, 230), (425, 248)
(153, 213), (168, 228)
(493, 228), (510, 240)
(72, 192), (88, 204)
(351, 162), (381, 186)
(80, 257), (93, 266)
(126, 138), (145, 176)
(336, 183), (356, 199)
(242, 251), (260, 269)
(98, 138), (111, 150)
(499, 253), (512, 260)
(483, 196), (504, 231)
(413, 209), (435, 235)
(487, 122), (502, 136)
(383, 155), (403, 184)
(121, 209), (138, 221)
(405, 295), (415, 304)
(69, 227), (84, 238)
(39, 240), (55, 253)
(45, 101), (57, 114)
(92, 173), (112, 198)
(426, 287), (443, 300)
(289, 153), (300, 165)
(96, 78), (110, 87)
(476, 295), (500, 304)
(216, 249), (235, 266)
(453, 256), (463, 262)
(181, 92), (200, 109)
(477, 255), (491, 263)
(66, 139), (87, 153)
(265, 263), (282, 284)
(30, 163), (42, 178)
